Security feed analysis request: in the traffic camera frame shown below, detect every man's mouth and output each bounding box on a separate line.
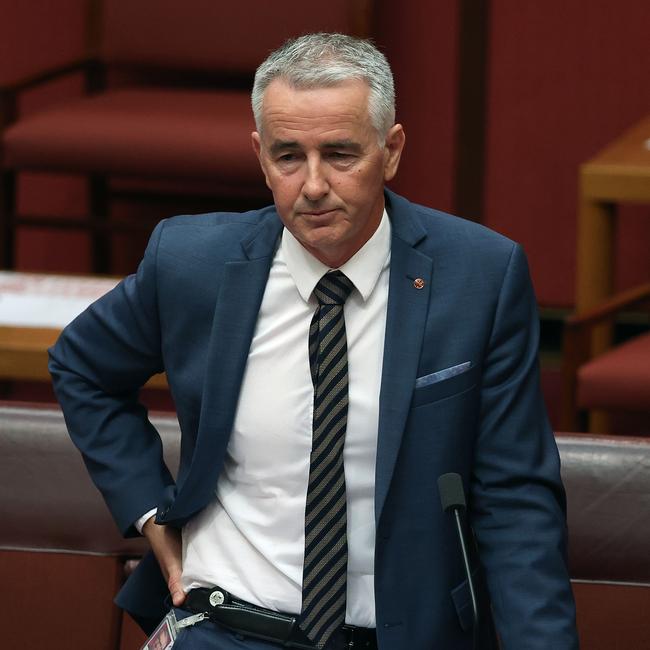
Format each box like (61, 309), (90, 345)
(299, 208), (339, 217)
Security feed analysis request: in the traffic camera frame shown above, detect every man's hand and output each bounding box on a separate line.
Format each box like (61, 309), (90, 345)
(142, 516), (186, 606)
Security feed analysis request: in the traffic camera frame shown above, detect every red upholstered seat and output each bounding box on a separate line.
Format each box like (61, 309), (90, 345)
(0, 0), (372, 272)
(562, 282), (650, 432)
(5, 89), (257, 180)
(577, 332), (650, 410)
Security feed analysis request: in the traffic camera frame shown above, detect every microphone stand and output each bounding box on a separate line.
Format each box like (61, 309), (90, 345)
(438, 472), (479, 650)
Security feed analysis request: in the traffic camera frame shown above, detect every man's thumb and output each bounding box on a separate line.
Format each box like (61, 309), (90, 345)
(169, 575), (186, 606)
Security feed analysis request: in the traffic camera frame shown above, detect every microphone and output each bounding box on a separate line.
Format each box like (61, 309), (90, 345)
(438, 473), (479, 649)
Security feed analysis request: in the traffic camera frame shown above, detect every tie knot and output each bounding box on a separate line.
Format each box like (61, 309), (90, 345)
(314, 271), (354, 305)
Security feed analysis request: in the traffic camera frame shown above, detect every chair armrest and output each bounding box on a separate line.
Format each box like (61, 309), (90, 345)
(0, 57), (105, 129)
(566, 282), (650, 330)
(564, 280), (650, 371)
(0, 57), (100, 95)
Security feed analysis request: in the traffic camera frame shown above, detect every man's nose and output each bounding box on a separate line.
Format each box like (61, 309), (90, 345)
(302, 158), (329, 201)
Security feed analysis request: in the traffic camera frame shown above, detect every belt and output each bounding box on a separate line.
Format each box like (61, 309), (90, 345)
(185, 587), (377, 649)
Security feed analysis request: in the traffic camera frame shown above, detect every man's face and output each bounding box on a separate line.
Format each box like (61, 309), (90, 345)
(252, 78), (405, 267)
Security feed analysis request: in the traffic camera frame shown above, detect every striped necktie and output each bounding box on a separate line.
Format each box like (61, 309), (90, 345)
(299, 270), (354, 648)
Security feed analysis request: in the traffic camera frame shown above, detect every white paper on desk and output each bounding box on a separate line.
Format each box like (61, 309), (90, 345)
(0, 272), (119, 328)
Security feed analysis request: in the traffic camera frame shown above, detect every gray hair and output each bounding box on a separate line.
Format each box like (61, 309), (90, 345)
(252, 33), (395, 143)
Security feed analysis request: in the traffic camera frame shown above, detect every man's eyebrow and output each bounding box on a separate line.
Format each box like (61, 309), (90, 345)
(268, 139), (363, 155)
(321, 140), (362, 152)
(269, 140), (300, 155)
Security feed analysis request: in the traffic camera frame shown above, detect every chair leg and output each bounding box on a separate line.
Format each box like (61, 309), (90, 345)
(560, 323), (588, 432)
(0, 170), (17, 269)
(89, 174), (110, 273)
(560, 369), (581, 432)
(588, 410), (612, 434)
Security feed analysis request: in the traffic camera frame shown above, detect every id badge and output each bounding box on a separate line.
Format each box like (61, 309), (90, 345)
(141, 610), (178, 650)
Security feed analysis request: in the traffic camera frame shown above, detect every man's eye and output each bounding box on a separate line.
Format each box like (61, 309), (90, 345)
(328, 152), (353, 161)
(278, 154), (296, 162)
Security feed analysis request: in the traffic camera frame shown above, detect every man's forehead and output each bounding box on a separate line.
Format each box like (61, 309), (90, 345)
(266, 76), (370, 95)
(258, 79), (373, 141)
(261, 77), (371, 114)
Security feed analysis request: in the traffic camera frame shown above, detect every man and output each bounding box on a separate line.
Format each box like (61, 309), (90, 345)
(49, 33), (578, 649)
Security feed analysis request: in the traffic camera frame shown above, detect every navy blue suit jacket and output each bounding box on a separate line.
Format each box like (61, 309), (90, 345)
(49, 190), (578, 649)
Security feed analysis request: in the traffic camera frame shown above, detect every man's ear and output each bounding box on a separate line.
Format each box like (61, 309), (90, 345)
(251, 131), (271, 189)
(251, 131), (262, 159)
(383, 124), (406, 182)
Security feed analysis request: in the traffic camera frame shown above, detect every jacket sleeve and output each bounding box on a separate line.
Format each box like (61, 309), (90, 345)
(49, 220), (175, 537)
(470, 243), (578, 648)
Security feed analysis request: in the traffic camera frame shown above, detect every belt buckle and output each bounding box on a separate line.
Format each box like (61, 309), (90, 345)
(341, 624), (357, 648)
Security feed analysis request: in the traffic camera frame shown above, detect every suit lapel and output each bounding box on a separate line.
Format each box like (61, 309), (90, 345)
(375, 191), (434, 523)
(168, 214), (283, 521)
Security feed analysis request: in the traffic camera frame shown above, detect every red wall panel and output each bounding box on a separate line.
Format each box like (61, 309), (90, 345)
(484, 1), (650, 307)
(375, 1), (459, 213)
(0, 0), (85, 82)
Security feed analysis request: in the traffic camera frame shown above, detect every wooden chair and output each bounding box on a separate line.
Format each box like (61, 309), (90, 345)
(0, 0), (371, 272)
(561, 282), (650, 432)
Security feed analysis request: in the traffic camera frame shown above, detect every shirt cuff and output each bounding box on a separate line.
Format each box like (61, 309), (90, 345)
(135, 508), (158, 534)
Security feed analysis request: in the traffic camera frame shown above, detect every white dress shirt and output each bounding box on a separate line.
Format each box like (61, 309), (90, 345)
(179, 210), (391, 628)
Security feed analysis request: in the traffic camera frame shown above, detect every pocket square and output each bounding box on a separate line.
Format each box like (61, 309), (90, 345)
(415, 362), (472, 388)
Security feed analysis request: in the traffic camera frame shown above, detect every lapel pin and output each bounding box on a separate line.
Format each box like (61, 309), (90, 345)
(413, 278), (425, 290)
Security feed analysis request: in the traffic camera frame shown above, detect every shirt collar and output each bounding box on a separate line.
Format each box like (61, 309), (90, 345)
(281, 209), (391, 303)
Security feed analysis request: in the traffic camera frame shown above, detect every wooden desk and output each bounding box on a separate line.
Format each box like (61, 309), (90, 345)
(0, 272), (167, 389)
(0, 326), (60, 382)
(0, 325), (167, 388)
(577, 114), (650, 313)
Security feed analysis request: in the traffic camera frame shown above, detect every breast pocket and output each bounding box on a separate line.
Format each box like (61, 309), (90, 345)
(411, 363), (480, 408)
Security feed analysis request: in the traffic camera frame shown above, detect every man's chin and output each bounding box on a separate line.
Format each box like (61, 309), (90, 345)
(300, 232), (357, 267)
(303, 231), (340, 251)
